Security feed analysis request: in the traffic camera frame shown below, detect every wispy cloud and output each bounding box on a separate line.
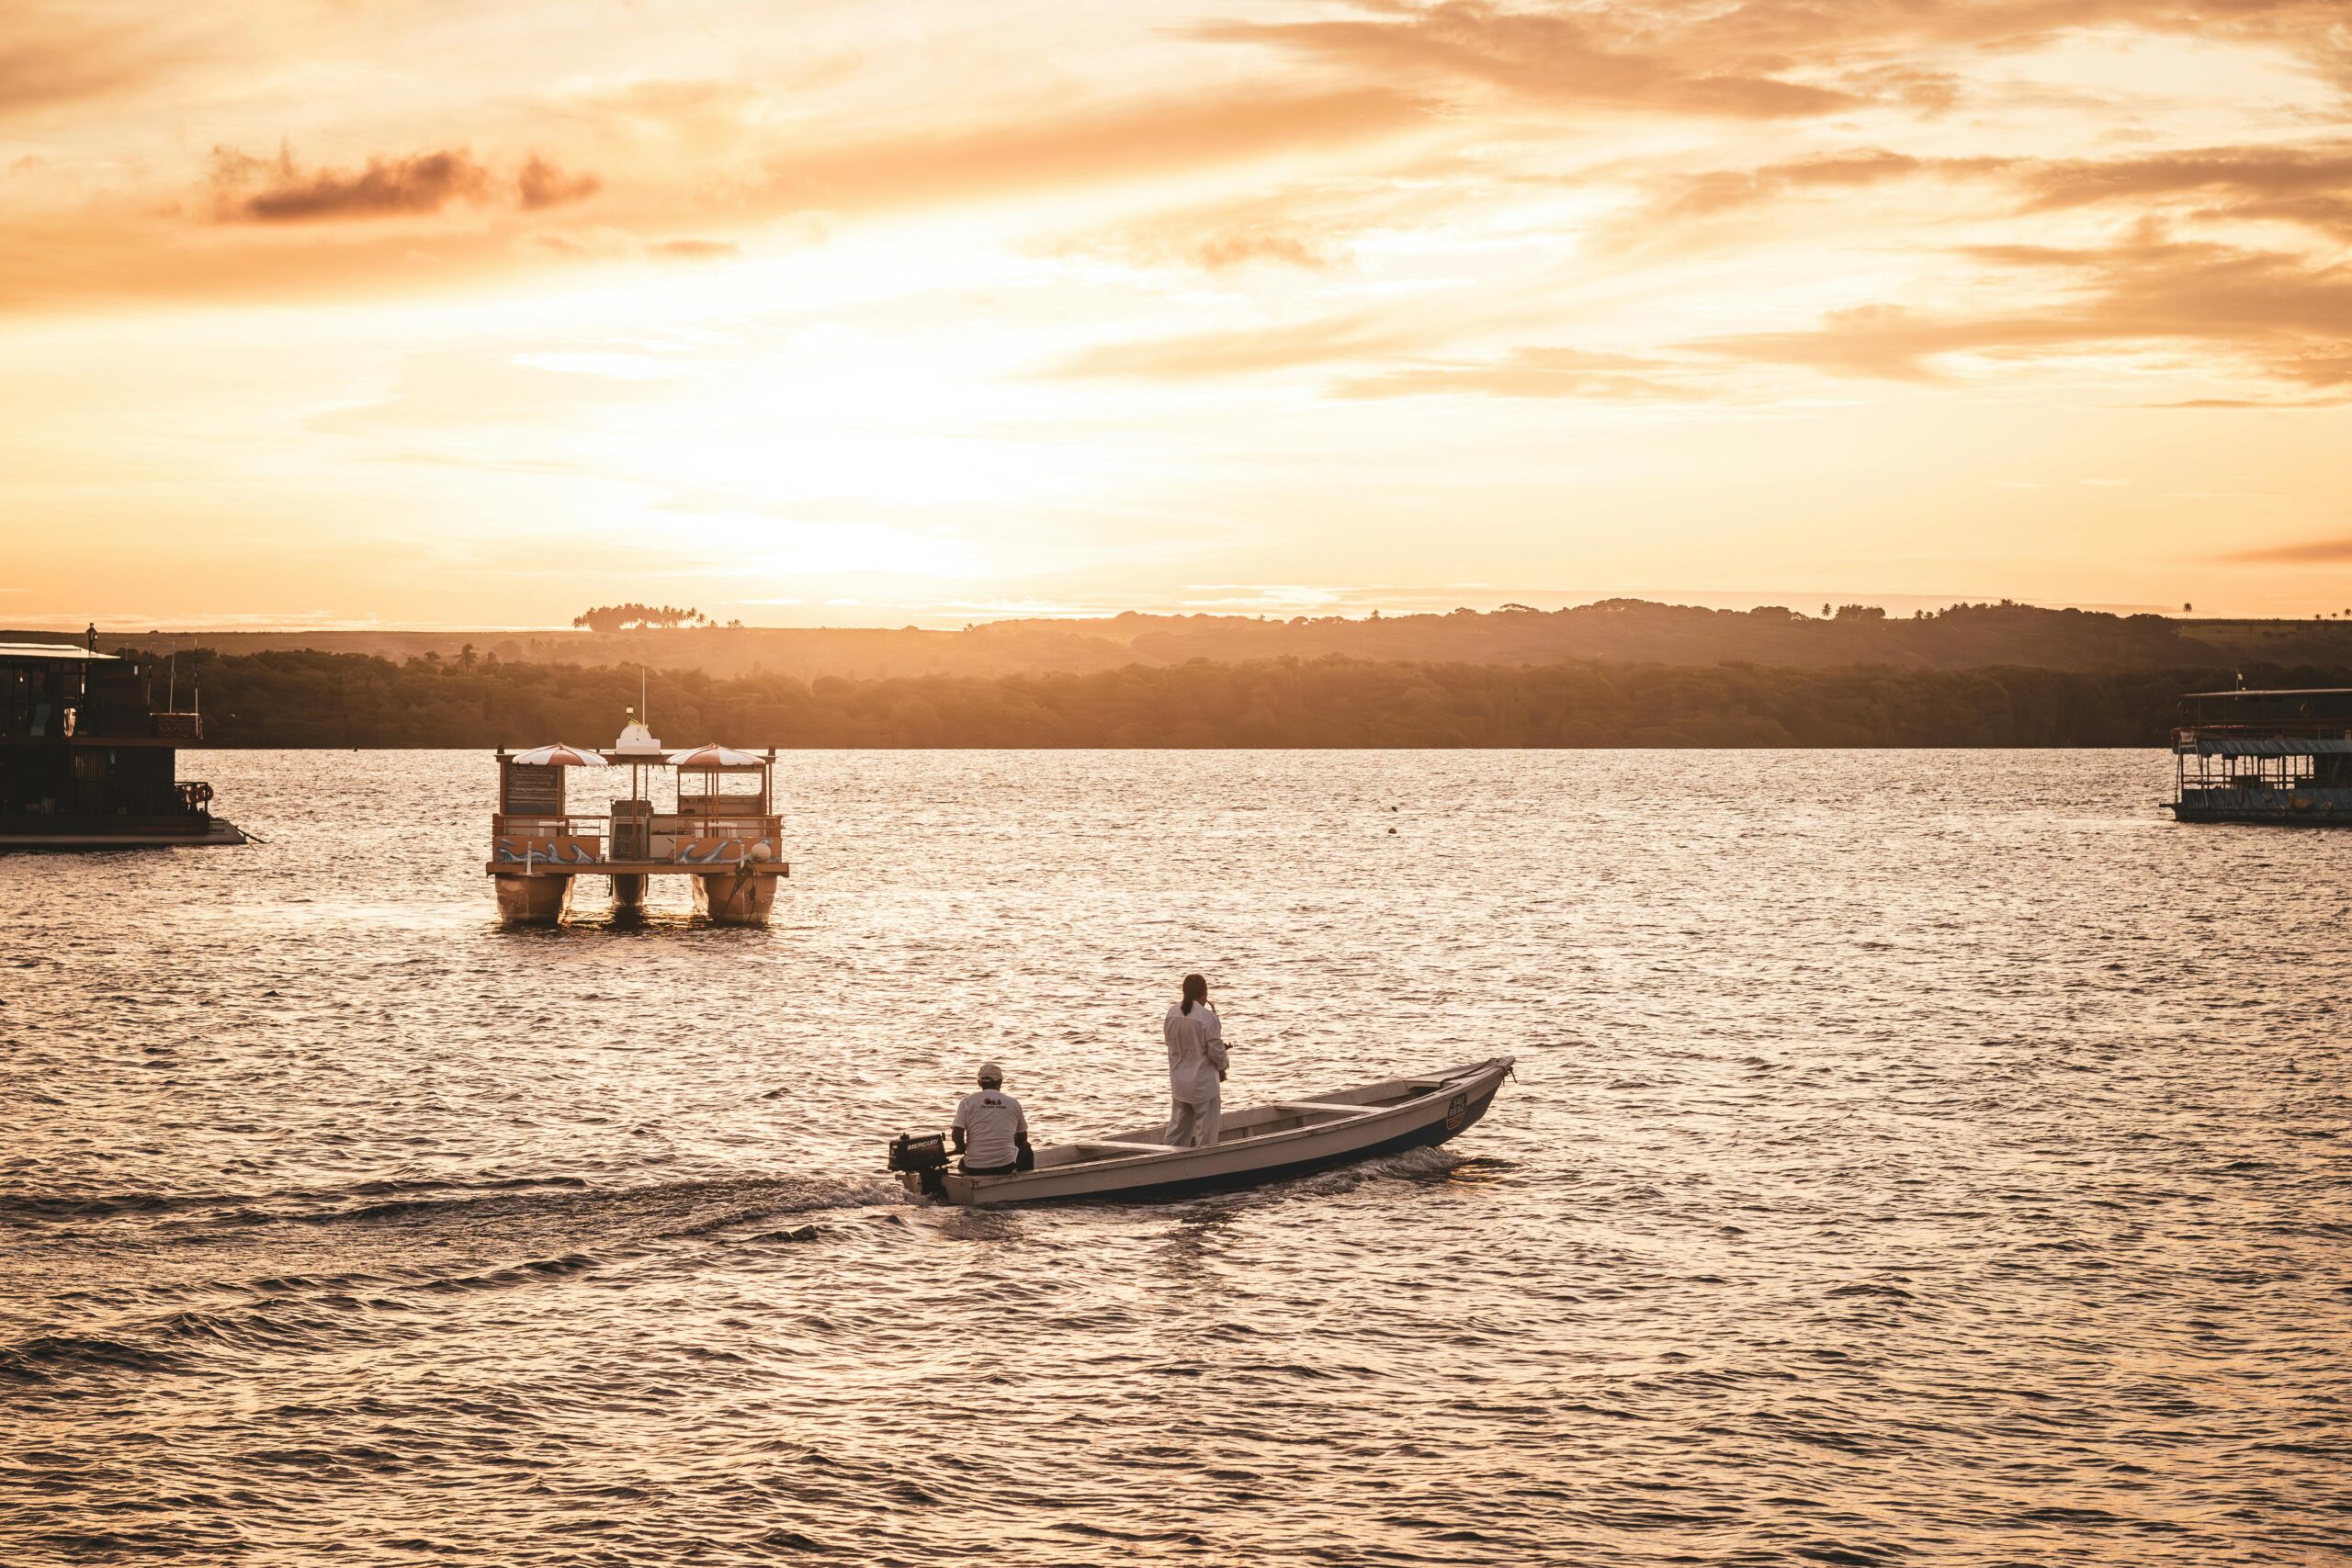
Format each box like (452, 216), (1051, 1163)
(0, 9), (181, 118)
(1646, 151), (2009, 221)
(1052, 311), (1434, 379)
(2221, 534), (2352, 562)
(517, 154), (601, 211)
(1191, 5), (1858, 118)
(1334, 346), (1702, 400)
(760, 86), (1427, 213)
(1693, 231), (2352, 384)
(2018, 141), (2352, 240)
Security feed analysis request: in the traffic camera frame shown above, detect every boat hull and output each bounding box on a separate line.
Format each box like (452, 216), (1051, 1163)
(0, 817), (245, 849)
(493, 873), (572, 925)
(693, 868), (777, 925)
(2168, 801), (2352, 824)
(909, 1057), (1512, 1207)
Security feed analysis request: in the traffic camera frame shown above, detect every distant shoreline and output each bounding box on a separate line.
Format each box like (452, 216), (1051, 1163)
(136, 646), (2342, 750)
(17, 598), (2352, 689)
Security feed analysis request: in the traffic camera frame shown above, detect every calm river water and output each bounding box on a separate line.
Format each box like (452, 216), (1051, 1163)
(3, 750), (2346, 1566)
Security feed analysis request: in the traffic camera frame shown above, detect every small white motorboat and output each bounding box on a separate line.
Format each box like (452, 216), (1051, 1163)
(888, 1056), (1514, 1206)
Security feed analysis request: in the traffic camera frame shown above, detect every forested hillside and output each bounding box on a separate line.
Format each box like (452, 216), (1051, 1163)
(176, 649), (2330, 749)
(42, 599), (2352, 682)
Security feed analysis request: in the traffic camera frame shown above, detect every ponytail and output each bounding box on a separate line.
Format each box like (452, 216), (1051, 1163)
(1180, 972), (1207, 1016)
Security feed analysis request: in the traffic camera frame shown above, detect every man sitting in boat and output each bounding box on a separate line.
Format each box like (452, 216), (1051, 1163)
(951, 1062), (1033, 1175)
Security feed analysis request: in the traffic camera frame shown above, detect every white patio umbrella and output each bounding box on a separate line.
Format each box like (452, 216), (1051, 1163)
(510, 743), (609, 767)
(668, 744), (765, 767)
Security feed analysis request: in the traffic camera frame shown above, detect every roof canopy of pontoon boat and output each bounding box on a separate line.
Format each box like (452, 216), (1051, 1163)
(509, 742), (608, 767)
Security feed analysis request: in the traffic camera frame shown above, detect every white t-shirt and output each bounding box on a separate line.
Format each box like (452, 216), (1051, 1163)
(954, 1088), (1027, 1168)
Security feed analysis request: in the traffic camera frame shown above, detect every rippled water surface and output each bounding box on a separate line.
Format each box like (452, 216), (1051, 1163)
(4, 750), (2346, 1566)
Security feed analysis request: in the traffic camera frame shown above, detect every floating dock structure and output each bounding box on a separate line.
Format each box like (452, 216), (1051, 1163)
(2169, 687), (2352, 825)
(486, 719), (786, 924)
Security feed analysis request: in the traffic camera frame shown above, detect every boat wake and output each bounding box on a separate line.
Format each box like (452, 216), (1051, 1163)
(2, 1172), (906, 1392)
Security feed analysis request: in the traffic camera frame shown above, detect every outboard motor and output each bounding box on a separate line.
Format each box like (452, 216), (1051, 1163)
(888, 1132), (950, 1197)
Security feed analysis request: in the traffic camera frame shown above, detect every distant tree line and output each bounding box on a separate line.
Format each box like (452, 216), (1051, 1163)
(76, 598), (2352, 688)
(167, 649), (2343, 749)
(572, 604), (744, 633)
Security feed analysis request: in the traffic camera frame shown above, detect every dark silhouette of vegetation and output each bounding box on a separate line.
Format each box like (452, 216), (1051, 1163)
(58, 599), (2352, 684)
(173, 648), (2347, 749)
(571, 603), (708, 633)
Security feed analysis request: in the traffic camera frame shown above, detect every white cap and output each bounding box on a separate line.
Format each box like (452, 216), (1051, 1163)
(977, 1061), (1004, 1084)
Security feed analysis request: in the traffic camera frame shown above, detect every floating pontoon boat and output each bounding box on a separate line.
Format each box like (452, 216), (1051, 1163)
(485, 716), (787, 925)
(889, 1056), (1513, 1206)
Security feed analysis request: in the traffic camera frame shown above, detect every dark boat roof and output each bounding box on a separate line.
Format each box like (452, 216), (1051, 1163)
(0, 642), (119, 663)
(2182, 688), (2352, 699)
(2179, 736), (2352, 755)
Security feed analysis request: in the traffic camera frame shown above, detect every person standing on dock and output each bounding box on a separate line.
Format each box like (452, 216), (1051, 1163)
(1164, 974), (1227, 1147)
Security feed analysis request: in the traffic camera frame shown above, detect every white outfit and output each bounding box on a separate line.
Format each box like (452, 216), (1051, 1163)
(953, 1088), (1027, 1170)
(1164, 1002), (1228, 1147)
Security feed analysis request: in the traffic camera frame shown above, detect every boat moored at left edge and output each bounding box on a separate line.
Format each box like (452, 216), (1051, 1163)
(0, 628), (245, 849)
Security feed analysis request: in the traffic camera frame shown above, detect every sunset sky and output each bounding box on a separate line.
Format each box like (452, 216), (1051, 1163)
(6, 0), (2351, 628)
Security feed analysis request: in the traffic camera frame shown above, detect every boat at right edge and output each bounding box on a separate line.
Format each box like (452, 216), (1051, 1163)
(2169, 685), (2352, 825)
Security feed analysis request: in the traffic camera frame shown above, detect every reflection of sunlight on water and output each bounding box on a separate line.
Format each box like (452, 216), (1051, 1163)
(229, 897), (482, 931)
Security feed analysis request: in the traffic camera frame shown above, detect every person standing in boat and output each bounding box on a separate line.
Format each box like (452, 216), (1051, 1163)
(1164, 973), (1227, 1147)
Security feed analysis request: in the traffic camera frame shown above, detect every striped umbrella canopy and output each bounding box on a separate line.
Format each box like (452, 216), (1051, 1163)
(510, 742), (609, 767)
(668, 744), (765, 768)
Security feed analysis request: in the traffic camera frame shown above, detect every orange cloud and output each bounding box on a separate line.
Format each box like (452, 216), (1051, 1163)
(1193, 4), (1859, 118)
(0, 11), (175, 118)
(1646, 150), (2008, 220)
(1694, 233), (2352, 383)
(517, 154), (601, 211)
(208, 146), (601, 222)
(210, 147), (495, 221)
(761, 86), (1426, 212)
(0, 79), (1427, 315)
(2222, 533), (2352, 560)
(2018, 141), (2352, 240)
(1202, 0), (2352, 118)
